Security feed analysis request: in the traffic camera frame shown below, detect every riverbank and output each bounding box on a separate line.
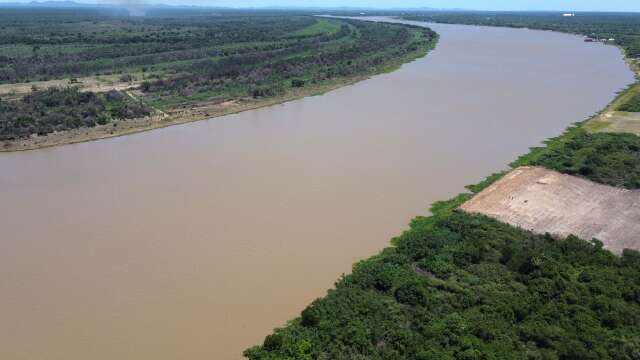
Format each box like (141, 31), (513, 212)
(0, 25), (437, 152)
(1, 78), (370, 152)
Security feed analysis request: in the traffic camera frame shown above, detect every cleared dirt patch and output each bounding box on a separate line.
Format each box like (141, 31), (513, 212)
(583, 64), (640, 135)
(0, 75), (142, 99)
(460, 166), (640, 254)
(587, 110), (640, 135)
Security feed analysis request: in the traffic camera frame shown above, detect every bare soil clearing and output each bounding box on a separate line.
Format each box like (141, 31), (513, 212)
(460, 166), (640, 255)
(0, 74), (142, 99)
(585, 67), (640, 135)
(588, 111), (640, 135)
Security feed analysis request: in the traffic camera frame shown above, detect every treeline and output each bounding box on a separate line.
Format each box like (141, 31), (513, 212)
(401, 12), (640, 59)
(245, 206), (640, 359)
(512, 129), (640, 189)
(0, 87), (150, 140)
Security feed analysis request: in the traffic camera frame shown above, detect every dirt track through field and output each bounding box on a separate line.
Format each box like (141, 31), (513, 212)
(460, 166), (640, 254)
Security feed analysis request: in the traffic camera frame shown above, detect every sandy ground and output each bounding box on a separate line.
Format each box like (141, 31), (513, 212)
(460, 166), (640, 255)
(0, 75), (142, 98)
(590, 111), (640, 135)
(585, 62), (640, 135)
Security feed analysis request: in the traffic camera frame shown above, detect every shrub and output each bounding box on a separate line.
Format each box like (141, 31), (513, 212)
(262, 333), (283, 351)
(300, 306), (319, 327)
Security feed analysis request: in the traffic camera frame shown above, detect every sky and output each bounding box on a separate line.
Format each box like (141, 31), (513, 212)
(1, 0), (640, 12)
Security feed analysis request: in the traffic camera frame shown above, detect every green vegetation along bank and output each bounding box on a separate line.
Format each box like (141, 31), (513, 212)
(0, 9), (437, 150)
(245, 13), (640, 360)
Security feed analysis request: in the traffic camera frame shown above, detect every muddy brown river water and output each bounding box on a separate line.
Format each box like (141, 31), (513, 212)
(0, 18), (635, 360)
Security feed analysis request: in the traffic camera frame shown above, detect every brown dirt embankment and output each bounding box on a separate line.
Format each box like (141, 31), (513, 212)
(460, 166), (640, 255)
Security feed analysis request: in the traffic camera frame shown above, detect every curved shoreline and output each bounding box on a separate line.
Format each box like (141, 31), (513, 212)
(0, 25), (437, 153)
(397, 16), (640, 130)
(1, 77), (371, 152)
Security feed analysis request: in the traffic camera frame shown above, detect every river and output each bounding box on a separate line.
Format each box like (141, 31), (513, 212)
(0, 18), (634, 360)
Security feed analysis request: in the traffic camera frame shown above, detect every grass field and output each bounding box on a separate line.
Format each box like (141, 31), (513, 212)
(618, 83), (640, 112)
(292, 19), (341, 36)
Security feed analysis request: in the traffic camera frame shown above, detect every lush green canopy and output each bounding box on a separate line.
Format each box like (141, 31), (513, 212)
(245, 207), (640, 360)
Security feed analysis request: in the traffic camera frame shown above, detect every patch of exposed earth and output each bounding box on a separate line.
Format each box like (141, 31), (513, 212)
(460, 166), (640, 255)
(0, 75), (143, 99)
(587, 111), (640, 135)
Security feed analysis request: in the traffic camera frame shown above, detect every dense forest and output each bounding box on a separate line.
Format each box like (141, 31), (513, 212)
(0, 87), (149, 140)
(245, 12), (640, 360)
(513, 129), (640, 189)
(0, 9), (436, 141)
(245, 205), (640, 359)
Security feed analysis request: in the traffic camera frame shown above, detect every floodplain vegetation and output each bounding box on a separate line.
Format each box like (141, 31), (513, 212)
(245, 12), (640, 360)
(0, 87), (149, 140)
(619, 88), (640, 112)
(0, 8), (437, 148)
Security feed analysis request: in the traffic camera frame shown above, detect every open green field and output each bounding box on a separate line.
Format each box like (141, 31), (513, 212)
(292, 19), (342, 37)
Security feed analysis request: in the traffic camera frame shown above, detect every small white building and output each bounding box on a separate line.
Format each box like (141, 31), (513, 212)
(562, 13), (576, 17)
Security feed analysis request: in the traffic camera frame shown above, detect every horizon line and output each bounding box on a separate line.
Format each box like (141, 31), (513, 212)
(0, 0), (639, 13)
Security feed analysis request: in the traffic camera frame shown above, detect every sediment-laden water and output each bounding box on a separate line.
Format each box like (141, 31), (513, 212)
(0, 18), (634, 360)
